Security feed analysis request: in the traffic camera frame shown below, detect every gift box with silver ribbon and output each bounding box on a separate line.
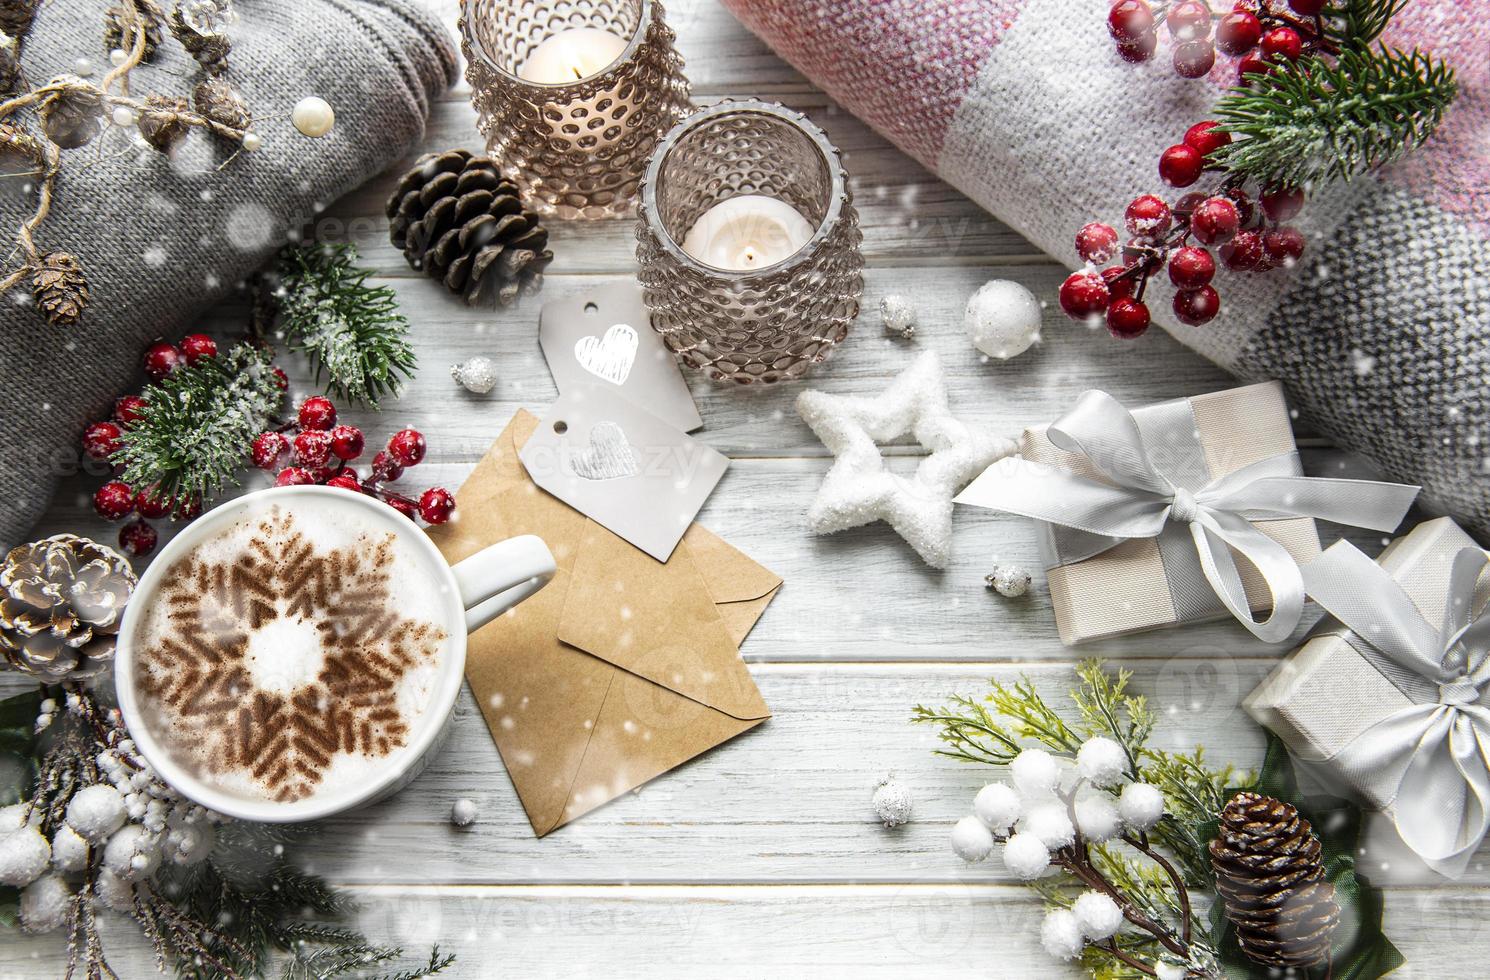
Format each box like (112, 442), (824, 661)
(1246, 518), (1490, 876)
(956, 382), (1419, 645)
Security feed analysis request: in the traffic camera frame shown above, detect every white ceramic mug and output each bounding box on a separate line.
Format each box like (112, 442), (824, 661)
(113, 485), (555, 822)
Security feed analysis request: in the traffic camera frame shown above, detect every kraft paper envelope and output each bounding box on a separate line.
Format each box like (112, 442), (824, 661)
(427, 410), (779, 836)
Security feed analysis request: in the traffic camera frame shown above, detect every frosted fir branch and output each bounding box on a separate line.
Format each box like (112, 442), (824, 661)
(1323, 0), (1410, 49)
(1213, 46), (1457, 189)
(268, 244), (416, 408)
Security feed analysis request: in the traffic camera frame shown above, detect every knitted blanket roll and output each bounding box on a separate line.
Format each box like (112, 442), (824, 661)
(722, 0), (1490, 536)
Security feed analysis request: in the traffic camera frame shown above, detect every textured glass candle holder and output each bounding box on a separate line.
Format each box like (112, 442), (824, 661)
(635, 100), (864, 384)
(460, 0), (691, 219)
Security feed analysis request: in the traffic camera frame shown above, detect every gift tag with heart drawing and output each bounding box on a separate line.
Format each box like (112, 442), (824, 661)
(519, 383), (728, 561)
(538, 283), (702, 433)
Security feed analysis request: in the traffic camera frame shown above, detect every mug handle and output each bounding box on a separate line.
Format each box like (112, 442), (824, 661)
(450, 535), (556, 633)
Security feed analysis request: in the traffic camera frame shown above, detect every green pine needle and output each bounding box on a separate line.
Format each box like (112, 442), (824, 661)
(1213, 45), (1457, 189)
(114, 342), (284, 506)
(1323, 0), (1410, 49)
(271, 243), (416, 408)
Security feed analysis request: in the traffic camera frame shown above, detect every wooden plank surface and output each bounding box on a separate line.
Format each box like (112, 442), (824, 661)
(1, 1), (1472, 978)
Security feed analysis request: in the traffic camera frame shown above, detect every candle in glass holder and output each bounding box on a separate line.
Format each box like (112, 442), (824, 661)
(679, 194), (815, 271)
(518, 26), (627, 83)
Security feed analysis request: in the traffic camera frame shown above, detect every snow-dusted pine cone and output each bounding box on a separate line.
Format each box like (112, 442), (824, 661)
(104, 0), (165, 61)
(1209, 792), (1340, 970)
(386, 149), (552, 307)
(0, 0), (39, 38)
(31, 252), (89, 327)
(1, 535), (136, 681)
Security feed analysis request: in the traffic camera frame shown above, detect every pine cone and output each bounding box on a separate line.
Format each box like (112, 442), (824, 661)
(1209, 792), (1341, 970)
(386, 149), (552, 308)
(169, 6), (230, 75)
(0, 0), (38, 39)
(32, 252), (88, 327)
(0, 122), (42, 165)
(192, 76), (248, 131)
(0, 46), (19, 94)
(1, 535), (136, 682)
(38, 78), (104, 150)
(104, 0), (165, 61)
(137, 94), (189, 153)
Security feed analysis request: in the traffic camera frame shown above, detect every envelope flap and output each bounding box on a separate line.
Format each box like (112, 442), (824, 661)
(683, 524), (783, 605)
(557, 519), (770, 722)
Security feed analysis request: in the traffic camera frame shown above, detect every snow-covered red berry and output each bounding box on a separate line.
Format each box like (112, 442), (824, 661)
(1261, 185), (1305, 221)
(1119, 782), (1165, 830)
(1076, 736), (1128, 787)
(329, 424), (365, 460)
(950, 815), (995, 863)
(1159, 144), (1204, 187)
(386, 428), (426, 467)
(974, 782), (1022, 833)
(250, 431), (288, 470)
(1215, 10), (1261, 55)
(1041, 908), (1084, 961)
(1116, 31), (1158, 63)
(1072, 891), (1124, 941)
(370, 450), (404, 482)
(118, 519), (157, 557)
(1011, 748), (1062, 796)
(1173, 285), (1221, 326)
(271, 367), (289, 390)
(1101, 266), (1136, 301)
(134, 487), (173, 519)
(1058, 272), (1111, 320)
(113, 395), (148, 426)
(81, 421), (123, 460)
(141, 342), (183, 381)
(1106, 298), (1151, 339)
(1107, 0), (1154, 42)
(326, 474), (363, 492)
(1224, 186), (1255, 225)
(179, 333), (218, 365)
(1190, 196), (1240, 244)
(297, 396), (337, 431)
(386, 496), (419, 520)
(1261, 26), (1302, 61)
(1237, 52), (1272, 84)
(1183, 120), (1230, 157)
(1075, 222), (1120, 264)
(293, 429), (333, 468)
(1124, 194), (1171, 236)
(1002, 831), (1051, 880)
(275, 466), (315, 487)
(174, 495), (202, 520)
(1165, 0), (1211, 41)
(1220, 229), (1265, 270)
(1263, 226), (1306, 266)
(1173, 39), (1216, 78)
(1167, 246), (1215, 289)
(419, 487), (456, 525)
(93, 481), (135, 520)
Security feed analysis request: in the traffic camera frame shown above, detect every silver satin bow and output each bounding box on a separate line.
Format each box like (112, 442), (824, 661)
(955, 389), (1419, 642)
(1303, 541), (1490, 866)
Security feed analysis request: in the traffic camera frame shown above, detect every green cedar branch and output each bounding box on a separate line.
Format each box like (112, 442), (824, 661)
(1213, 45), (1457, 189)
(267, 243), (416, 409)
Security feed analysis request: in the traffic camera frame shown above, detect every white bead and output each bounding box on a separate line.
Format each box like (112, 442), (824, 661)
(973, 782), (1021, 833)
(1020, 801), (1075, 849)
(109, 48), (127, 66)
(1040, 908), (1086, 961)
(1011, 748), (1062, 796)
(879, 294), (917, 339)
(871, 779), (913, 828)
(65, 785), (126, 843)
(950, 815), (995, 862)
(1119, 782), (1165, 831)
(291, 96), (335, 138)
(965, 279), (1042, 359)
(1074, 796), (1122, 844)
(111, 106), (134, 127)
(73, 58), (95, 77)
(1076, 736), (1128, 788)
(450, 798), (479, 827)
(241, 131), (262, 152)
(1001, 831), (1052, 880)
(1072, 890), (1124, 940)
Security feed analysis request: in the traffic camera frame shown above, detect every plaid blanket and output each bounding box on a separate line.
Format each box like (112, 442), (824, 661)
(722, 0), (1489, 535)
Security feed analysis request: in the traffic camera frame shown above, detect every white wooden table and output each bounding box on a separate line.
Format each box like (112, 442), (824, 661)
(3, 2), (1482, 976)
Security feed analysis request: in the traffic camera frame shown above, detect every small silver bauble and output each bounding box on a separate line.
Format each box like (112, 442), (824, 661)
(451, 356), (498, 394)
(871, 775), (913, 828)
(879, 294), (916, 339)
(984, 565), (1032, 598)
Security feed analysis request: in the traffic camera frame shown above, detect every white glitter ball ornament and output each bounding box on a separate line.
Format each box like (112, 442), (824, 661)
(1072, 890), (1124, 940)
(451, 356), (498, 394)
(1040, 908), (1085, 961)
(291, 96), (335, 138)
(19, 874), (72, 934)
(451, 798), (479, 827)
(973, 782), (1021, 833)
(1002, 831), (1052, 879)
(879, 294), (917, 339)
(1011, 748), (1062, 796)
(965, 279), (1042, 359)
(1119, 782), (1165, 831)
(950, 815), (995, 862)
(871, 777), (913, 828)
(0, 826), (50, 886)
(1076, 736), (1127, 788)
(985, 565), (1032, 598)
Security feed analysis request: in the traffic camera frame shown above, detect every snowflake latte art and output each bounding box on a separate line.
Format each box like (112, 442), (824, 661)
(132, 502), (450, 803)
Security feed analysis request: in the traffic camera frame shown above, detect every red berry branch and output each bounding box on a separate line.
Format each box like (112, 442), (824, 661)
(1107, 0), (1336, 82)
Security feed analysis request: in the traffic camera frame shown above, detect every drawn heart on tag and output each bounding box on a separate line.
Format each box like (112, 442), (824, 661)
(574, 324), (639, 386)
(569, 421), (640, 481)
